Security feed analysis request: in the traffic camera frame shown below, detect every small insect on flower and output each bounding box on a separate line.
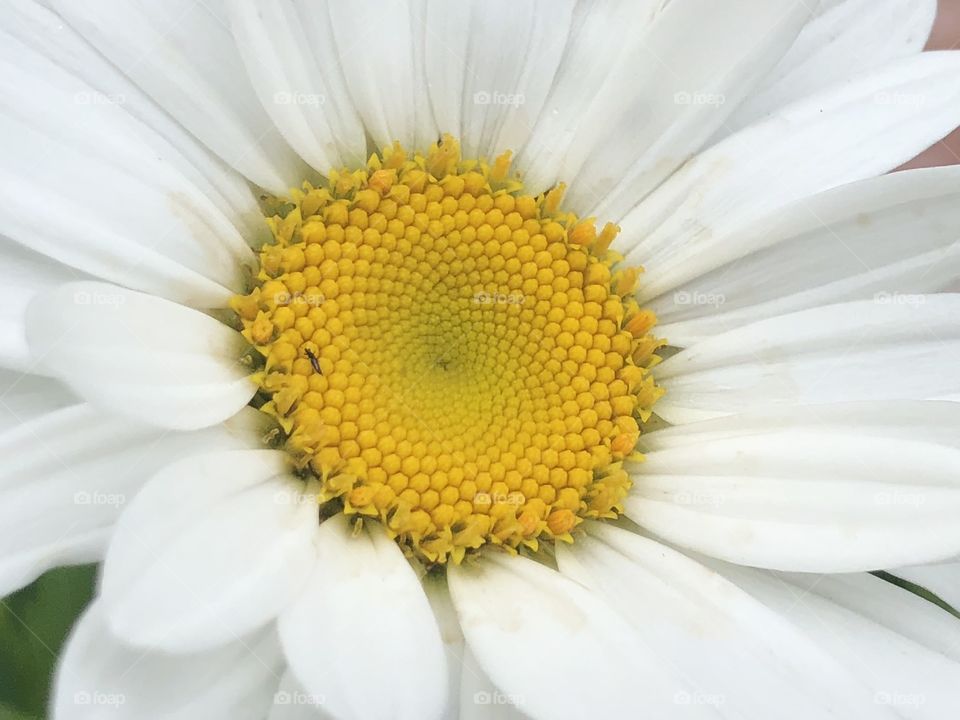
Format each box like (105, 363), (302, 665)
(305, 348), (322, 374)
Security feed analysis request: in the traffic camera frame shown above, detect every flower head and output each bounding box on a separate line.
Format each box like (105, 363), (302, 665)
(1, 1), (960, 719)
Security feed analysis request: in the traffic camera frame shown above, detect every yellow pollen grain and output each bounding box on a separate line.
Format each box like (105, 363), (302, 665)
(232, 135), (665, 565)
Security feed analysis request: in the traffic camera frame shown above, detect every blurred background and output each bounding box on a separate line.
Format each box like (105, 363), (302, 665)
(1, 2), (959, 718)
(901, 0), (960, 168)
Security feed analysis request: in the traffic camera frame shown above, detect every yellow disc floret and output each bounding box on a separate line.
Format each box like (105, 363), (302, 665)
(232, 136), (665, 565)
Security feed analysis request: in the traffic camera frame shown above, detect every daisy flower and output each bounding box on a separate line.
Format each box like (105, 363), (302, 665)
(2, 0), (960, 718)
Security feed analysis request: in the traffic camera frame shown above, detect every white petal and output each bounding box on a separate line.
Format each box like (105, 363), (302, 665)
(705, 562), (960, 719)
(424, 573), (466, 720)
(278, 514), (447, 720)
(783, 571), (960, 663)
(482, 1), (575, 158)
(0, 403), (269, 597)
(448, 552), (706, 720)
(0, 238), (82, 372)
(654, 295), (960, 423)
(0, 37), (258, 306)
(54, 603), (283, 720)
(422, 0), (471, 141)
(425, 0), (576, 160)
(1, 0), (266, 240)
(890, 561), (960, 614)
(814, 0), (846, 13)
(510, 0), (660, 195)
(26, 282), (256, 431)
(522, 0), (812, 214)
(627, 411), (960, 571)
(557, 524), (890, 720)
(639, 400), (960, 453)
(227, 0), (366, 172)
(621, 52), (960, 271)
(723, 0), (937, 136)
(1, 531), (107, 602)
(100, 449), (317, 652)
(48, 0), (308, 192)
(0, 370), (75, 431)
(327, 0), (437, 152)
(649, 166), (960, 344)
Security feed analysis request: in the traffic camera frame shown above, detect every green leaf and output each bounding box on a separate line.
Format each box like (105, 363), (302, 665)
(874, 570), (960, 619)
(0, 565), (97, 719)
(0, 700), (38, 720)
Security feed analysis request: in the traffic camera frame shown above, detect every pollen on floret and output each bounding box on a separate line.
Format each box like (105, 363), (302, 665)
(231, 134), (665, 566)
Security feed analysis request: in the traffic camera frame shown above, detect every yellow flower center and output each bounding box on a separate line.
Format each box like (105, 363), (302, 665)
(232, 136), (664, 565)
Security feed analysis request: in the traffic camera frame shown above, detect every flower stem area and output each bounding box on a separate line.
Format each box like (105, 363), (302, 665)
(0, 566), (96, 720)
